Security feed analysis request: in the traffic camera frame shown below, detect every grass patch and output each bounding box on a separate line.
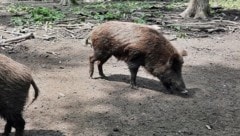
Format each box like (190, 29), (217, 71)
(7, 4), (64, 26)
(165, 0), (187, 10)
(6, 1), (188, 26)
(68, 0), (188, 24)
(69, 1), (151, 23)
(210, 0), (240, 9)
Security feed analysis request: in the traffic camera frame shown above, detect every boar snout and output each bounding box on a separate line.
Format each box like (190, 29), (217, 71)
(159, 54), (187, 94)
(161, 76), (187, 94)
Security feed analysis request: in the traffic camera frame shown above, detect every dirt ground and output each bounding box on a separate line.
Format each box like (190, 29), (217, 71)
(0, 26), (239, 136)
(1, 8), (240, 136)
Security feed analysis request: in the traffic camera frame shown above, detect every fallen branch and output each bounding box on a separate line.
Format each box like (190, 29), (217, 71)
(0, 30), (23, 36)
(35, 35), (56, 41)
(0, 43), (11, 47)
(56, 24), (84, 27)
(169, 37), (177, 41)
(187, 33), (209, 38)
(63, 28), (75, 34)
(213, 19), (240, 25)
(167, 23), (215, 29)
(0, 33), (34, 44)
(207, 27), (227, 33)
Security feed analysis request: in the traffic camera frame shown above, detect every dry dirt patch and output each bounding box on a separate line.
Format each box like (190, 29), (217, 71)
(0, 26), (240, 136)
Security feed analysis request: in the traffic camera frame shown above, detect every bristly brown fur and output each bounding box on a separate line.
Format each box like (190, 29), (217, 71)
(0, 54), (39, 136)
(89, 21), (181, 76)
(89, 21), (187, 93)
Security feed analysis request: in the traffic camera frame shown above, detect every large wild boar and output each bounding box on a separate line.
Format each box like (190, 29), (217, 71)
(0, 54), (39, 136)
(88, 21), (188, 94)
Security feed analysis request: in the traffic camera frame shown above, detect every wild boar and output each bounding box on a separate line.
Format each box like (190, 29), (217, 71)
(0, 54), (39, 136)
(88, 21), (188, 94)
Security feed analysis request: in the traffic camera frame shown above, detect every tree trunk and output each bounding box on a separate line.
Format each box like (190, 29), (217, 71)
(180, 0), (210, 19)
(59, 0), (78, 6)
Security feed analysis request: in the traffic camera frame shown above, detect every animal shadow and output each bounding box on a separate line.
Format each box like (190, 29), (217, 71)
(106, 74), (196, 98)
(106, 74), (163, 91)
(3, 129), (66, 136)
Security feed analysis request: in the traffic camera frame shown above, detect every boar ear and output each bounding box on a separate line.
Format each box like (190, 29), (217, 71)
(169, 54), (183, 69)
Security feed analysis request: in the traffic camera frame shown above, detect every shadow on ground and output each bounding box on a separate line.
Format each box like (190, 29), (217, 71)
(216, 9), (240, 21)
(48, 63), (240, 135)
(0, 14), (11, 26)
(105, 74), (196, 98)
(0, 41), (91, 70)
(25, 130), (65, 136)
(1, 129), (65, 136)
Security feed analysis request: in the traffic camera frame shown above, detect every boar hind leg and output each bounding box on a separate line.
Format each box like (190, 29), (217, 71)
(98, 55), (111, 78)
(13, 114), (25, 136)
(3, 119), (13, 136)
(90, 51), (111, 78)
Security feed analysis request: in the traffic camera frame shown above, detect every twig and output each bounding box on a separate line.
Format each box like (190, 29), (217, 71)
(0, 43), (11, 47)
(56, 24), (84, 27)
(63, 28), (75, 34)
(207, 27), (227, 33)
(35, 35), (56, 41)
(0, 30), (22, 36)
(169, 37), (177, 41)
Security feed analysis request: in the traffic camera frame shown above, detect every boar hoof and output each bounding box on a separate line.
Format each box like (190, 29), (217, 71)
(180, 90), (188, 94)
(100, 75), (108, 79)
(130, 85), (138, 90)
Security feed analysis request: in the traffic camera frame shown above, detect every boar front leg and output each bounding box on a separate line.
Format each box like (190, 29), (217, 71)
(128, 65), (139, 88)
(127, 57), (143, 88)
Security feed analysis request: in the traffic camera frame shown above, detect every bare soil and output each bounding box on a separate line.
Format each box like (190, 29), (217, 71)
(0, 2), (240, 136)
(0, 26), (239, 136)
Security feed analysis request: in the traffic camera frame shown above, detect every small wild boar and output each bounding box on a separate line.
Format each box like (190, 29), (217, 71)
(0, 54), (39, 136)
(88, 21), (188, 94)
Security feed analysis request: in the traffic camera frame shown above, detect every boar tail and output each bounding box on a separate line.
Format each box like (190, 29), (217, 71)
(29, 80), (39, 105)
(85, 34), (92, 47)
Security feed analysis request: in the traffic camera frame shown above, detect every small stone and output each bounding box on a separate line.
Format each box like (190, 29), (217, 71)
(58, 92), (65, 97)
(113, 128), (120, 132)
(206, 125), (212, 130)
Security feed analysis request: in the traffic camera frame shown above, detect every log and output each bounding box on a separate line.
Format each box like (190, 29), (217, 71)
(0, 33), (34, 44)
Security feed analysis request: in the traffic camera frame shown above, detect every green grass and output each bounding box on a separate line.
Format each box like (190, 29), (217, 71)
(7, 4), (64, 26)
(165, 0), (187, 10)
(70, 1), (151, 23)
(210, 0), (240, 9)
(6, 1), (189, 26)
(69, 1), (188, 23)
